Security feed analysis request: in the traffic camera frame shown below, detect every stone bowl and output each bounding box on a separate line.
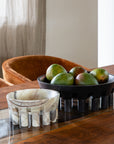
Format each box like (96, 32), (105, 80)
(38, 74), (114, 98)
(38, 74), (114, 112)
(6, 89), (60, 127)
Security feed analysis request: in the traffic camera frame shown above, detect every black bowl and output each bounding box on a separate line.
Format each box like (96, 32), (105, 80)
(37, 74), (114, 99)
(37, 74), (114, 112)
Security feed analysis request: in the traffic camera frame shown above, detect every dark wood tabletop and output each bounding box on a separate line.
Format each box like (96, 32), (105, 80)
(0, 65), (114, 144)
(16, 110), (114, 144)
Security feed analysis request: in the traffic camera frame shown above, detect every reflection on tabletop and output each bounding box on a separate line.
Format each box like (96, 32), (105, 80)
(0, 95), (113, 144)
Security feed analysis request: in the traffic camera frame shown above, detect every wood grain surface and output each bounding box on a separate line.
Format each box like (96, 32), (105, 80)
(16, 110), (114, 144)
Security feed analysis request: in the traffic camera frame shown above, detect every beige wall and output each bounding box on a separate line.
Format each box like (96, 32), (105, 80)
(46, 0), (98, 68)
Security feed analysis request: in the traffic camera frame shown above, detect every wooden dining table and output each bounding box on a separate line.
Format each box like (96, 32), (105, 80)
(0, 65), (114, 144)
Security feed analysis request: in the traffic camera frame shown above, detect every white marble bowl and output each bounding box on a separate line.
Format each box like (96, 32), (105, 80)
(6, 89), (60, 127)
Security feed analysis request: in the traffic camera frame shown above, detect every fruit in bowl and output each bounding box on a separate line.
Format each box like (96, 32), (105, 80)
(90, 68), (109, 83)
(69, 66), (86, 77)
(51, 72), (74, 85)
(45, 64), (109, 86)
(75, 73), (98, 85)
(38, 64), (113, 113)
(46, 64), (67, 81)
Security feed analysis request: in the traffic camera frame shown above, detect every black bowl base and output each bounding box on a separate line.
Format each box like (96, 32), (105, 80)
(58, 93), (113, 113)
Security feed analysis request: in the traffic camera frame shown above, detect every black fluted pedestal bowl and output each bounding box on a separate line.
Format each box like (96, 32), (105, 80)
(37, 74), (114, 113)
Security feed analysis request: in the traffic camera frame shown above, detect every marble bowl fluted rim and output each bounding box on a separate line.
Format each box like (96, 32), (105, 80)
(6, 88), (60, 107)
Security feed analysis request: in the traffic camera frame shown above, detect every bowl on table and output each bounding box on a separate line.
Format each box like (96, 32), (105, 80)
(37, 74), (114, 113)
(6, 89), (60, 127)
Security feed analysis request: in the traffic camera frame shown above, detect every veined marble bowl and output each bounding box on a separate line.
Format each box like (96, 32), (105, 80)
(6, 89), (60, 127)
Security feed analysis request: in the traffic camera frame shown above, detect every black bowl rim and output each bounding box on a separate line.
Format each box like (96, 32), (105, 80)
(37, 74), (114, 88)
